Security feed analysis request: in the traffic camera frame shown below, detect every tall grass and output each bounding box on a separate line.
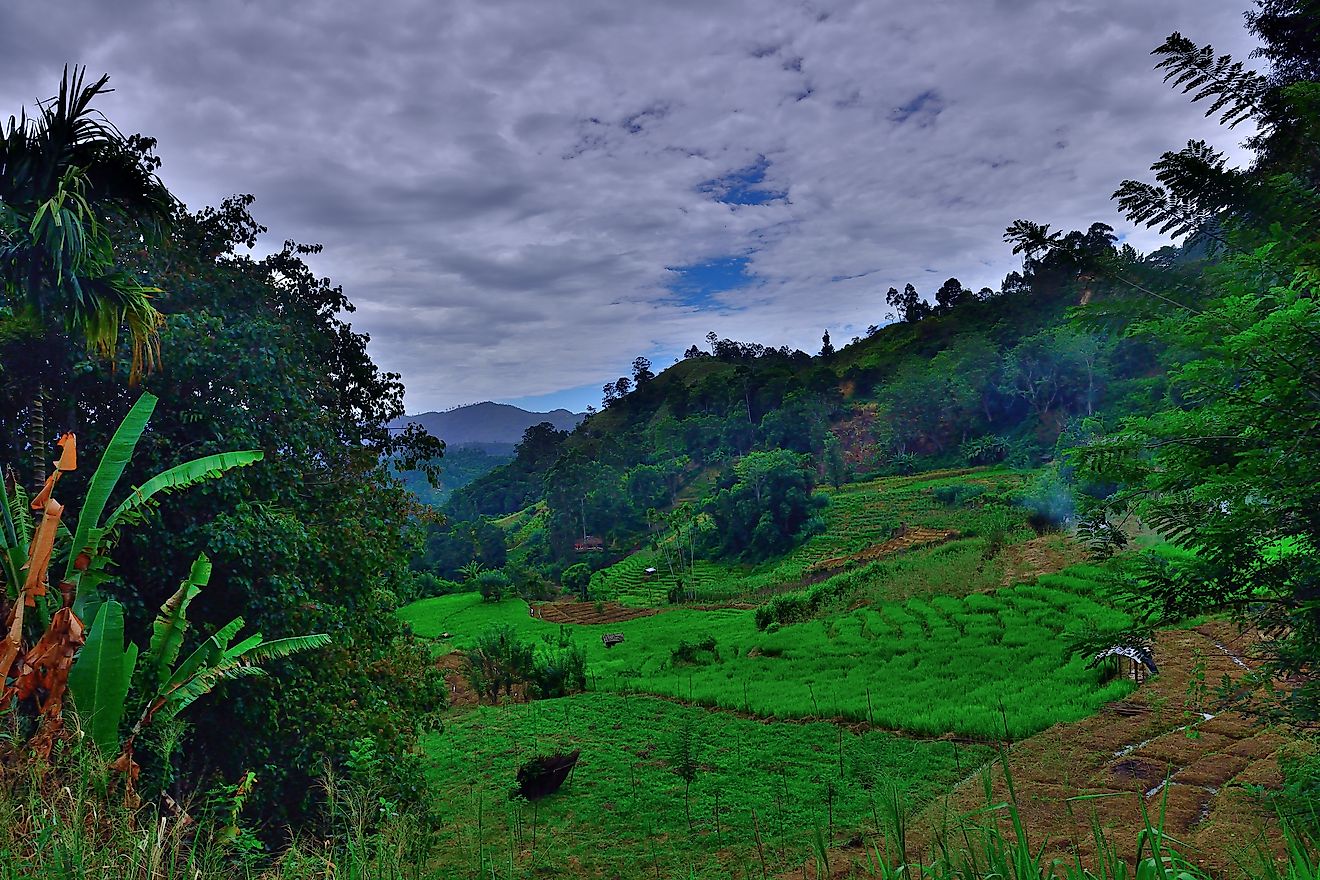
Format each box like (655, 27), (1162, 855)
(2, 746), (1314, 879)
(0, 744), (430, 880)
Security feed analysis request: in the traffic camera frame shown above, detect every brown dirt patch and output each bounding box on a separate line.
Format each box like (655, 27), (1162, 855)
(437, 651), (478, 710)
(437, 650), (535, 708)
(787, 622), (1298, 878)
(532, 599), (661, 626)
(904, 621), (1294, 878)
(999, 534), (1089, 586)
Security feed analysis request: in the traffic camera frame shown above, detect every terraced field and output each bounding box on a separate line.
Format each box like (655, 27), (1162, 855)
(588, 552), (739, 606)
(398, 467), (1210, 879)
(403, 558), (1133, 741)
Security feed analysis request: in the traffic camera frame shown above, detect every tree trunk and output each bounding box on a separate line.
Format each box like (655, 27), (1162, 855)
(30, 386), (47, 492)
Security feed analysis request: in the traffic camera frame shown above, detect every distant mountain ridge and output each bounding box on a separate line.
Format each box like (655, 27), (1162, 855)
(395, 402), (584, 448)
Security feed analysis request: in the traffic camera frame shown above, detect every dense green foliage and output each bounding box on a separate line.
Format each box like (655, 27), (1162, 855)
(2, 135), (448, 823)
(4, 4), (1320, 878)
(1013, 5), (1320, 722)
(394, 445), (509, 507)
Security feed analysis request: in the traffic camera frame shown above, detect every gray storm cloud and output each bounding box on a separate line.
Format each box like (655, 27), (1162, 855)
(0, 0), (1258, 410)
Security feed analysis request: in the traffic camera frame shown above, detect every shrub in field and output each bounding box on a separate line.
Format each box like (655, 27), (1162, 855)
(530, 629), (588, 698)
(476, 569), (510, 602)
(669, 634), (719, 666)
(466, 622), (591, 702)
(560, 561), (591, 598)
(931, 484), (985, 506)
(464, 624), (535, 703)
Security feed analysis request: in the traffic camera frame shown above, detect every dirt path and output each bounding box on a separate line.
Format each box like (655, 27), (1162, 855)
(913, 622), (1288, 877)
(781, 622), (1291, 879)
(807, 527), (959, 575)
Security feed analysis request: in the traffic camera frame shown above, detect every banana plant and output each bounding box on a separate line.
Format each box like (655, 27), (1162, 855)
(66, 553), (330, 778)
(59, 392), (265, 619)
(0, 391), (309, 772)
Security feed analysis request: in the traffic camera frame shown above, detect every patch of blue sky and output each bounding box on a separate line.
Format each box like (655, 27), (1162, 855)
(502, 381), (608, 415)
(697, 155), (787, 206)
(665, 255), (757, 310)
(889, 89), (944, 126)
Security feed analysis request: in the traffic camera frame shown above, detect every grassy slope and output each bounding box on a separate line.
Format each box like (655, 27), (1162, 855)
(402, 468), (1144, 878)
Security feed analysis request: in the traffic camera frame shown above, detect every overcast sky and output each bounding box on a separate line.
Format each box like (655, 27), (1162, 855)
(0, 1), (1259, 413)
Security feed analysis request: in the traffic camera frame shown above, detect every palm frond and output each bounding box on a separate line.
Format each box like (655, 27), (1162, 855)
(1002, 220), (1060, 258)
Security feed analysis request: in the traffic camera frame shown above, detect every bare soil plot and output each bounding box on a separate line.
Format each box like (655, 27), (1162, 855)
(911, 621), (1289, 877)
(533, 599), (661, 626)
(782, 622), (1292, 879)
(999, 533), (1089, 586)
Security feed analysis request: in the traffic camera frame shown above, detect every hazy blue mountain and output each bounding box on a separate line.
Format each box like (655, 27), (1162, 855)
(394, 402), (584, 448)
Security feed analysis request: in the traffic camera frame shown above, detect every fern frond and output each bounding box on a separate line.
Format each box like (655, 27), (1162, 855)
(1153, 33), (1268, 128)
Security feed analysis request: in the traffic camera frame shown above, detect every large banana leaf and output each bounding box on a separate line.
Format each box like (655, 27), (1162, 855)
(157, 664), (267, 722)
(143, 554), (210, 690)
(233, 633), (332, 664)
(0, 477), (26, 598)
(103, 451), (263, 532)
(155, 633), (331, 722)
(63, 393), (157, 588)
(160, 617), (246, 696)
(68, 600), (139, 756)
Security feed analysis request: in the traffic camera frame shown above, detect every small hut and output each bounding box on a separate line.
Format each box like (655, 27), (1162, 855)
(574, 535), (605, 552)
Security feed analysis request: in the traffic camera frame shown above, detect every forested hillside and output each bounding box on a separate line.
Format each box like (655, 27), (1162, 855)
(423, 226), (1166, 581)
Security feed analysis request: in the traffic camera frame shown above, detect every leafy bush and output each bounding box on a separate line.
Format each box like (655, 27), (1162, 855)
(530, 629), (588, 698)
(931, 484), (986, 506)
(464, 624), (535, 703)
(669, 634), (719, 666)
(960, 435), (1009, 465)
(476, 569), (511, 602)
(560, 562), (591, 598)
(405, 572), (463, 601)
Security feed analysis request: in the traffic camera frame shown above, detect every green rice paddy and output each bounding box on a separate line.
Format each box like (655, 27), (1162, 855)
(424, 691), (992, 879)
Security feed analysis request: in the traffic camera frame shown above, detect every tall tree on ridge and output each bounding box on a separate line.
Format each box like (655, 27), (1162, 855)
(819, 330), (834, 357)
